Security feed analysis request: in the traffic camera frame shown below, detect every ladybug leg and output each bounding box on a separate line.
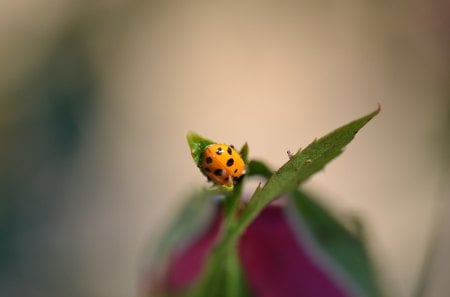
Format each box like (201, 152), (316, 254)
(233, 175), (244, 183)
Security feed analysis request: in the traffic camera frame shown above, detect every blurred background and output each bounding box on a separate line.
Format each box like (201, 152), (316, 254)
(0, 1), (449, 297)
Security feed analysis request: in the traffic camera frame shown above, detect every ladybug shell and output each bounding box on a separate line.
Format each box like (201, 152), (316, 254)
(200, 144), (245, 186)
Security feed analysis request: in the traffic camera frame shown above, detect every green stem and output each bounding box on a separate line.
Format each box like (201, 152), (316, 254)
(189, 181), (245, 297)
(222, 179), (245, 240)
(225, 242), (240, 297)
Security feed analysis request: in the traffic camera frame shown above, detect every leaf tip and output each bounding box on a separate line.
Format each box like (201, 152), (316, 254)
(240, 142), (250, 163)
(186, 131), (200, 146)
(376, 103), (382, 113)
(370, 103), (381, 118)
(186, 131), (215, 166)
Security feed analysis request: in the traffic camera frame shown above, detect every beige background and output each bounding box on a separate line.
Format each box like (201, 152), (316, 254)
(1, 1), (449, 297)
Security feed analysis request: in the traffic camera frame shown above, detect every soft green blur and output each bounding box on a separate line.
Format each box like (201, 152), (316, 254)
(0, 1), (449, 297)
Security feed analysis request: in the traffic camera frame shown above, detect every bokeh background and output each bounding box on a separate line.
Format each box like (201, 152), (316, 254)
(1, 1), (449, 297)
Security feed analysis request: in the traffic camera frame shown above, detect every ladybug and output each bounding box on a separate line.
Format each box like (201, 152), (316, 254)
(200, 144), (246, 186)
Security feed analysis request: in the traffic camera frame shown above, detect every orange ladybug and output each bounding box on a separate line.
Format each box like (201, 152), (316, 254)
(200, 144), (246, 186)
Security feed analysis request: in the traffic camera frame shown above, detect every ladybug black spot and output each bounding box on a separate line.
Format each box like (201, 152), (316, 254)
(216, 147), (223, 155)
(206, 157), (213, 164)
(214, 169), (224, 176)
(226, 158), (234, 167)
(234, 169), (238, 173)
(227, 147), (232, 155)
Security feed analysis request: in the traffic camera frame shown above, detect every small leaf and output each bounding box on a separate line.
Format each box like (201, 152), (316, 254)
(186, 132), (215, 166)
(233, 107), (380, 240)
(247, 159), (273, 178)
(239, 143), (249, 164)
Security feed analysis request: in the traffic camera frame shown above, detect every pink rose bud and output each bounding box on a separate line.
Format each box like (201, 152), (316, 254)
(144, 201), (361, 297)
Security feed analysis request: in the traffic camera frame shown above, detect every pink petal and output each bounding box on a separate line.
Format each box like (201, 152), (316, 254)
(239, 205), (351, 297)
(165, 209), (223, 291)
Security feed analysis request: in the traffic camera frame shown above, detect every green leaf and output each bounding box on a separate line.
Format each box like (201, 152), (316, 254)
(239, 143), (249, 164)
(186, 132), (215, 166)
(290, 190), (384, 297)
(143, 190), (215, 271)
(233, 106), (380, 240)
(247, 159), (273, 178)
